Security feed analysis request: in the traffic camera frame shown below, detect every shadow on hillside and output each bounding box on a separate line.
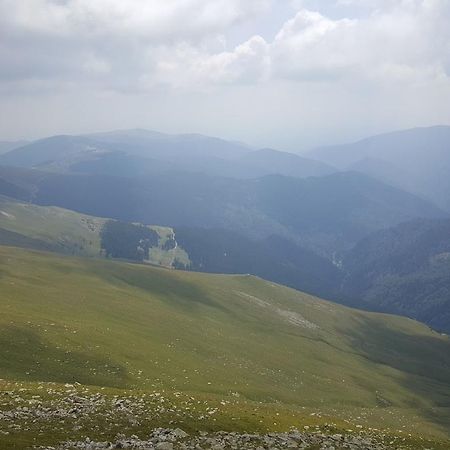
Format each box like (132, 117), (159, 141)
(0, 229), (55, 253)
(0, 325), (128, 388)
(346, 316), (450, 433)
(99, 263), (232, 314)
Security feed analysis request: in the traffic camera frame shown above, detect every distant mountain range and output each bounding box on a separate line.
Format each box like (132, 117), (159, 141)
(309, 125), (450, 211)
(0, 129), (335, 179)
(1, 126), (450, 332)
(0, 166), (443, 257)
(0, 140), (29, 155)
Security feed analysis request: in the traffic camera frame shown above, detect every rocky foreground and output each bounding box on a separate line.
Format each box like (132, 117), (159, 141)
(1, 382), (445, 450)
(41, 427), (387, 450)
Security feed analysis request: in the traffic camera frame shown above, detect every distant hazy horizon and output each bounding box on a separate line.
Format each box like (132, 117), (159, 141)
(1, 0), (449, 151)
(3, 123), (450, 157)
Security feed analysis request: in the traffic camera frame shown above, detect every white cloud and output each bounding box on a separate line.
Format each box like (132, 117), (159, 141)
(0, 0), (271, 40)
(0, 0), (449, 147)
(271, 10), (357, 81)
(139, 0), (450, 89)
(146, 36), (270, 89)
(0, 0), (272, 90)
(1, 0), (448, 90)
(271, 1), (450, 84)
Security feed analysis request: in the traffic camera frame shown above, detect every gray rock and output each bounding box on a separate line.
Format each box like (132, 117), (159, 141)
(155, 442), (174, 450)
(172, 428), (189, 439)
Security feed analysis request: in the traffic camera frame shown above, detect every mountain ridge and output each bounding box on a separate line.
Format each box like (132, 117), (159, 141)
(308, 125), (450, 211)
(0, 129), (335, 180)
(0, 166), (445, 257)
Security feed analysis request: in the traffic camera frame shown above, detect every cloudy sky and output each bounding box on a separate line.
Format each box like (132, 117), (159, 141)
(1, 0), (449, 151)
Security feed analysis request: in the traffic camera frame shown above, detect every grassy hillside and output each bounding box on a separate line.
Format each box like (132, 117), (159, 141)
(0, 246), (450, 448)
(0, 194), (105, 256)
(0, 195), (189, 266)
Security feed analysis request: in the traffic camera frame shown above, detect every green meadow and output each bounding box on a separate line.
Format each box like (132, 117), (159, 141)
(0, 246), (449, 448)
(0, 195), (189, 267)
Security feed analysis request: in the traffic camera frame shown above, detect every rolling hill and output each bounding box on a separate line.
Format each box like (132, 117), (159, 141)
(0, 167), (444, 257)
(0, 130), (250, 168)
(309, 126), (450, 211)
(0, 140), (28, 155)
(0, 194), (105, 256)
(0, 195), (340, 299)
(0, 195), (338, 300)
(84, 128), (252, 160)
(238, 147), (336, 178)
(1, 189), (449, 336)
(0, 195), (189, 267)
(0, 245), (450, 448)
(0, 129), (334, 180)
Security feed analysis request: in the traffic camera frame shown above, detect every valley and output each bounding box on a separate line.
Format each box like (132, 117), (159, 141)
(1, 126), (450, 448)
(2, 3), (450, 447)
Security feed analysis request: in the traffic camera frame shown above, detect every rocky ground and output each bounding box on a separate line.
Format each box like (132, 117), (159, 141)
(0, 382), (447, 450)
(40, 427), (387, 450)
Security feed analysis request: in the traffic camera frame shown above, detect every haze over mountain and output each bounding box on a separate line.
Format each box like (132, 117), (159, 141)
(0, 130), (335, 180)
(1, 127), (449, 332)
(2, 186), (450, 335)
(0, 164), (444, 257)
(0, 140), (28, 155)
(1, 1), (449, 152)
(1, 126), (450, 447)
(2, 1), (450, 448)
(340, 218), (450, 332)
(309, 126), (450, 211)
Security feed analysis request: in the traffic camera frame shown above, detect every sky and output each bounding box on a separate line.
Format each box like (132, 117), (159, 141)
(0, 0), (449, 152)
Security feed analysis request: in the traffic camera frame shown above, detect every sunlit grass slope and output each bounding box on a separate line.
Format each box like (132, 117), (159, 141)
(0, 195), (189, 266)
(0, 195), (105, 255)
(0, 245), (450, 446)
